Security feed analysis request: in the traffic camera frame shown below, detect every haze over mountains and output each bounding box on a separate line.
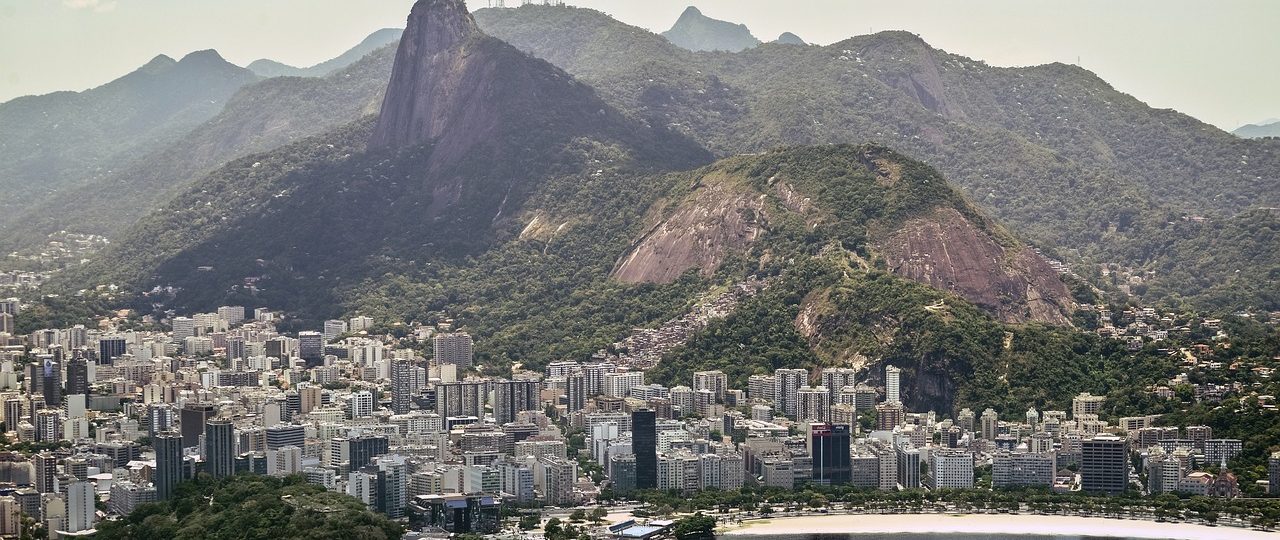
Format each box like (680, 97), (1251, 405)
(0, 0), (1275, 378)
(1234, 119), (1280, 139)
(246, 28), (402, 78)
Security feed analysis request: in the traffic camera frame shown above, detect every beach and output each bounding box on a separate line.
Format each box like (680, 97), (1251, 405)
(721, 513), (1277, 539)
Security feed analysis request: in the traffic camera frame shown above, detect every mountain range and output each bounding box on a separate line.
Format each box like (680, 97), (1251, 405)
(3, 2), (1277, 409)
(247, 28), (403, 78)
(0, 50), (258, 228)
(1233, 119), (1280, 139)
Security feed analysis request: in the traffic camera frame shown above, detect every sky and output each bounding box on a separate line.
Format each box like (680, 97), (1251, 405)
(1, 0), (1276, 130)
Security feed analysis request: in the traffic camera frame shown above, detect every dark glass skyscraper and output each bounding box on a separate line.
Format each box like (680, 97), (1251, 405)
(204, 420), (235, 478)
(810, 423), (852, 485)
(66, 355), (89, 397)
(180, 402), (217, 448)
(632, 409), (656, 489)
(154, 432), (184, 500)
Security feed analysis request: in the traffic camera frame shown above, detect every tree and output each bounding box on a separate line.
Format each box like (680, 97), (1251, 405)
(519, 514), (540, 530)
(569, 508), (587, 522)
(590, 507), (608, 522)
(672, 513), (716, 540)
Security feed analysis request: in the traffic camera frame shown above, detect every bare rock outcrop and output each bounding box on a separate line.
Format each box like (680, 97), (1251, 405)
(874, 207), (1073, 325)
(612, 175), (766, 284)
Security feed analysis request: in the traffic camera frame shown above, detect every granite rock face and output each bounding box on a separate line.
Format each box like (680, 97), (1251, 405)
(369, 0), (489, 160)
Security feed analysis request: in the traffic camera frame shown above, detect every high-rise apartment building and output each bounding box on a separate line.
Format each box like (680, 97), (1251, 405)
(433, 332), (474, 370)
(493, 379), (540, 425)
(884, 365), (901, 404)
(773, 368), (808, 417)
(692, 370), (727, 402)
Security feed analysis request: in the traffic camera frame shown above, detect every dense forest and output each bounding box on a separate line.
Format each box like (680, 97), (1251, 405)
(95, 475), (402, 540)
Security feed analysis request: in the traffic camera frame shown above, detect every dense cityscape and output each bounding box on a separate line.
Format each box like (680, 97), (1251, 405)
(2, 0), (1279, 539)
(0, 296), (1275, 538)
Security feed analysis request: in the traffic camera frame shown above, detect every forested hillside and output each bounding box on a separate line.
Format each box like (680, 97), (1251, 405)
(473, 5), (1280, 311)
(0, 50), (259, 230)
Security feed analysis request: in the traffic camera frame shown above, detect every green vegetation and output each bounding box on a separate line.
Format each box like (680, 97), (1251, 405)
(3, 43), (400, 249)
(672, 512), (717, 540)
(475, 5), (1280, 312)
(95, 475), (402, 540)
(0, 51), (260, 236)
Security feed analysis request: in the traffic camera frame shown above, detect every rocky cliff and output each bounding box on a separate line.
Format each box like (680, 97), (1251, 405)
(613, 145), (1074, 325)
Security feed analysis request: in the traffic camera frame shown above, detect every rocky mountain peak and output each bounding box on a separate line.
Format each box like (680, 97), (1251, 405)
(368, 0), (487, 151)
(661, 5), (760, 52)
(404, 0), (479, 54)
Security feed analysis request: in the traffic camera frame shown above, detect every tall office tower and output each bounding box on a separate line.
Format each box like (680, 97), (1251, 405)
(896, 443), (921, 489)
(204, 420), (236, 478)
(821, 368), (858, 401)
(97, 336), (127, 365)
(773, 368), (808, 416)
(493, 379), (541, 425)
(582, 362), (616, 397)
(65, 354), (89, 397)
(692, 370), (728, 402)
(565, 371), (586, 413)
(603, 371), (644, 398)
(65, 481), (95, 533)
(432, 332), (474, 370)
(809, 423), (851, 485)
(435, 380), (486, 419)
(298, 331), (325, 363)
(323, 320), (348, 342)
(172, 317), (195, 342)
(0, 313), (12, 335)
(349, 391), (375, 418)
(1081, 434), (1129, 494)
(884, 365), (901, 404)
(180, 402), (217, 448)
(796, 386), (831, 422)
(980, 408), (999, 440)
(391, 359), (416, 415)
(0, 298), (17, 316)
(154, 431), (184, 500)
(40, 358), (61, 406)
(1072, 392), (1106, 420)
(632, 409), (657, 489)
(33, 452), (57, 493)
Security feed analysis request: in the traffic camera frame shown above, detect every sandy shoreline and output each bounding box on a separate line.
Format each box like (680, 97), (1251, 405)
(720, 513), (1278, 539)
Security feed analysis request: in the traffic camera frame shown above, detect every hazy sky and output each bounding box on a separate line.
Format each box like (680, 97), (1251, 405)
(1, 0), (1276, 130)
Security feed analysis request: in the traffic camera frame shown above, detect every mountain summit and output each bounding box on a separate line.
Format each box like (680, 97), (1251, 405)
(368, 0), (485, 151)
(661, 6), (760, 52)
